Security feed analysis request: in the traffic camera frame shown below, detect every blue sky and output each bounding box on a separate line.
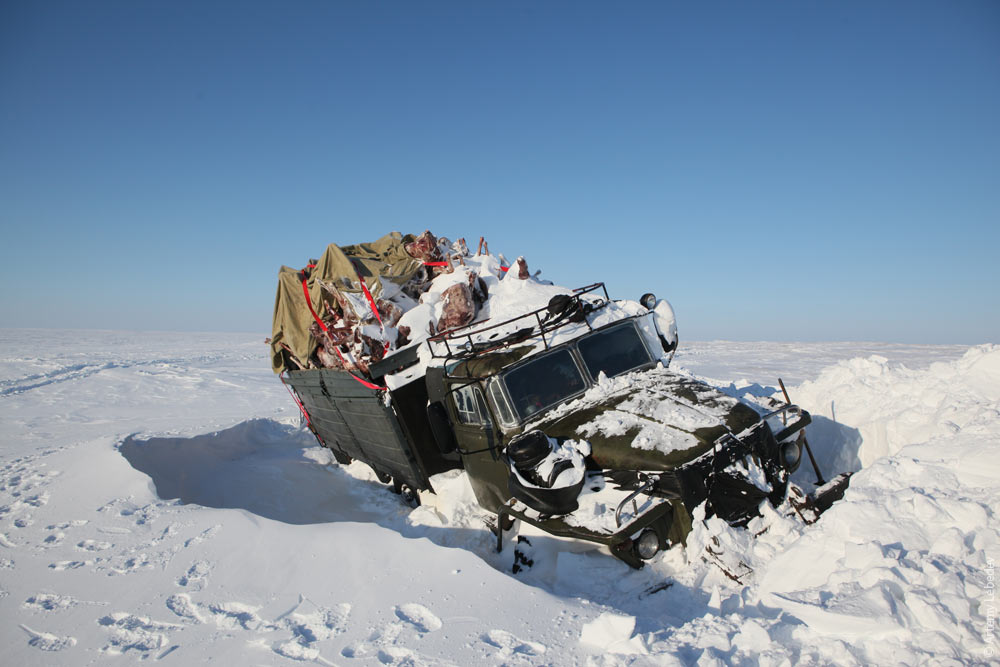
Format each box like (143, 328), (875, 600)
(2, 1), (997, 343)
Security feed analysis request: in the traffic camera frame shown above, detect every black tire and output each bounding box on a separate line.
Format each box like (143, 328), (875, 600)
(399, 484), (420, 508)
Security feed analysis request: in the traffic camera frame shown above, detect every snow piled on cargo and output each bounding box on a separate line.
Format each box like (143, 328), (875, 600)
(1, 331), (997, 665)
(384, 253), (652, 389)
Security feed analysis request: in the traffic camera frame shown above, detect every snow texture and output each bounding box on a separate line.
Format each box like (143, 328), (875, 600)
(0, 327), (996, 665)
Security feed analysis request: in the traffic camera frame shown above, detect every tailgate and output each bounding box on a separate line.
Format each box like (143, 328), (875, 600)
(286, 369), (429, 491)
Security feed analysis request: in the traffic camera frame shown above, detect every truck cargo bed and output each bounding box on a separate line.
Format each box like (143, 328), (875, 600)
(285, 369), (460, 494)
(286, 370), (430, 491)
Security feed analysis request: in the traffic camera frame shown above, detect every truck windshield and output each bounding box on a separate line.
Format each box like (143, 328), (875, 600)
(577, 322), (652, 379)
(502, 349), (586, 420)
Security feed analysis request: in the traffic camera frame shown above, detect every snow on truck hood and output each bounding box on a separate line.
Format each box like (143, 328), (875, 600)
(527, 365), (748, 460)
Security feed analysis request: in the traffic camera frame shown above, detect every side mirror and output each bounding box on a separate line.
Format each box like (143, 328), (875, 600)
(648, 298), (678, 353)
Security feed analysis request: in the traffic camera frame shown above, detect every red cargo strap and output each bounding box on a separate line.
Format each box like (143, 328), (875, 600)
(350, 261), (391, 358)
(280, 372), (314, 430)
(300, 270), (328, 335)
(299, 269), (387, 392)
(351, 261), (384, 327)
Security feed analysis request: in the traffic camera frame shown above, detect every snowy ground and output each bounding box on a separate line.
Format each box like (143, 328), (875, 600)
(1, 328), (996, 665)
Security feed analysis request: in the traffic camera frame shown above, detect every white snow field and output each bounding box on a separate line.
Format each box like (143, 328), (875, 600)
(1, 328), (996, 665)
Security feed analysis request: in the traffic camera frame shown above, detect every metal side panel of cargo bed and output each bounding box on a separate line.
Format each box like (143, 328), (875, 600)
(286, 369), (430, 491)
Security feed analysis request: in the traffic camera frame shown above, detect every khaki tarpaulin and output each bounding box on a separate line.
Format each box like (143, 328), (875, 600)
(270, 232), (421, 373)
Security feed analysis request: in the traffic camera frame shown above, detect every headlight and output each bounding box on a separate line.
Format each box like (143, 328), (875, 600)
(781, 440), (803, 470)
(635, 529), (660, 560)
(640, 293), (657, 310)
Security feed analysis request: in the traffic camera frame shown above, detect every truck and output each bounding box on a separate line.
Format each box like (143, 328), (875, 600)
(271, 233), (841, 569)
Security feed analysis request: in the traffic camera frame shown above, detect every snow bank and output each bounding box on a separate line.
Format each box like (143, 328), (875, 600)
(750, 430), (999, 662)
(660, 344), (1000, 664)
(792, 343), (1000, 468)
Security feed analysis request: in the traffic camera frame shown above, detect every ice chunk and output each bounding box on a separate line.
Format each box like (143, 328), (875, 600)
(579, 612), (646, 655)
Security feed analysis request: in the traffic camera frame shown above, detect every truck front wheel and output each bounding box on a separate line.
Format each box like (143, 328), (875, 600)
(392, 480), (421, 508)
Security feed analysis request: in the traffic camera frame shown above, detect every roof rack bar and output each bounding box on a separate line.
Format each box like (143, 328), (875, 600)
(427, 282), (610, 364)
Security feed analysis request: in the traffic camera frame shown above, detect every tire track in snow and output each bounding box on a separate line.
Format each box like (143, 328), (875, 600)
(1, 362), (117, 395)
(0, 354), (228, 397)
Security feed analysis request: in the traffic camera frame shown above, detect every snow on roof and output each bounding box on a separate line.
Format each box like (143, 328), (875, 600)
(382, 252), (651, 389)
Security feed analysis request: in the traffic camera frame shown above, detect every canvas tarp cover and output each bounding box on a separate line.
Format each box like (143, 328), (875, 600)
(270, 232), (421, 373)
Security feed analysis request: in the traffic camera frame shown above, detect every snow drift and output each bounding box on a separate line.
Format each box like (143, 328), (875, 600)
(794, 344), (1000, 467)
(675, 344), (1000, 664)
(0, 331), (996, 665)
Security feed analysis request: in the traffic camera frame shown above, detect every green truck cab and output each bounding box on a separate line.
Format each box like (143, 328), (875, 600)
(283, 282), (811, 569)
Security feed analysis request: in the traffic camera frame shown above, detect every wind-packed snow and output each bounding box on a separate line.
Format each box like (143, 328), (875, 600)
(1, 328), (996, 665)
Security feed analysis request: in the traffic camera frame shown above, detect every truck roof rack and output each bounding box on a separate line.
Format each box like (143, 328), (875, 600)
(428, 282), (610, 365)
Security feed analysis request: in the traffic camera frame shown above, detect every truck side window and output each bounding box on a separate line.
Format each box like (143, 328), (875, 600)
(452, 384), (486, 425)
(487, 379), (515, 426)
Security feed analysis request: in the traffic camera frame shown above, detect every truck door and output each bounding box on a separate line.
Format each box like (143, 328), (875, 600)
(448, 382), (511, 512)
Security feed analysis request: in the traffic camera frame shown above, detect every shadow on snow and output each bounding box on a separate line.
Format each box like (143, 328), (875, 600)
(117, 416), (863, 633)
(120, 419), (404, 526)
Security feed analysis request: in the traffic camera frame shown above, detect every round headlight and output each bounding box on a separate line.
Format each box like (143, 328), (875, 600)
(640, 293), (657, 310)
(635, 529), (661, 560)
(781, 440), (802, 470)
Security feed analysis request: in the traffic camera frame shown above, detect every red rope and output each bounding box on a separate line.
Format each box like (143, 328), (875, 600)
(299, 269), (387, 392)
(280, 372), (315, 431)
(300, 271), (329, 335)
(352, 262), (384, 327)
(350, 261), (392, 357)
